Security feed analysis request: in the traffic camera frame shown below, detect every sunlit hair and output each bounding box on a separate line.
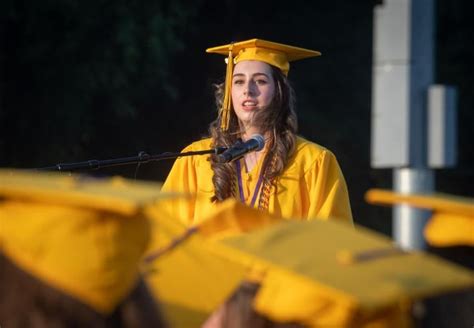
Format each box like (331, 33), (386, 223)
(208, 65), (297, 202)
(212, 281), (304, 328)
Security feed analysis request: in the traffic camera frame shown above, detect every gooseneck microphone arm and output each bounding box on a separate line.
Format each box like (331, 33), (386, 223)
(217, 134), (265, 163)
(38, 147), (227, 172)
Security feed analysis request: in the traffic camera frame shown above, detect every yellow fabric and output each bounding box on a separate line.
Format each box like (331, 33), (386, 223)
(222, 219), (474, 327)
(143, 201), (250, 327)
(0, 169), (158, 314)
(252, 265), (412, 328)
(365, 189), (474, 216)
(220, 44), (234, 130)
(0, 169), (164, 216)
(206, 38), (321, 130)
(424, 212), (474, 246)
(206, 38), (321, 76)
(197, 198), (283, 240)
(145, 200), (473, 327)
(161, 136), (353, 225)
(365, 189), (474, 246)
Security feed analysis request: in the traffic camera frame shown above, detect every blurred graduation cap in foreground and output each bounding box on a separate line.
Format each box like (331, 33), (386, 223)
(365, 189), (474, 247)
(144, 198), (283, 327)
(0, 169), (166, 326)
(144, 197), (474, 328)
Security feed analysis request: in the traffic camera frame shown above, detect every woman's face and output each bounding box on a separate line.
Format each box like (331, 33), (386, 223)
(231, 60), (275, 126)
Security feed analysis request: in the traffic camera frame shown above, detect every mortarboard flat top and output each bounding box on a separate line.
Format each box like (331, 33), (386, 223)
(222, 219), (474, 327)
(365, 189), (474, 246)
(206, 38), (321, 75)
(0, 169), (163, 314)
(0, 169), (164, 216)
(365, 189), (474, 216)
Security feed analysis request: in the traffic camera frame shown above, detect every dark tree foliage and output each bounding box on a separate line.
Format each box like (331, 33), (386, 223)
(435, 0), (474, 196)
(0, 0), (200, 165)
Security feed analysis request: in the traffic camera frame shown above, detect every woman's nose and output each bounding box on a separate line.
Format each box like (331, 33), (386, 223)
(243, 82), (255, 96)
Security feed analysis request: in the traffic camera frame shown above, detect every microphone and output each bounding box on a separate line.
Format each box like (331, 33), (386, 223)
(217, 134), (265, 163)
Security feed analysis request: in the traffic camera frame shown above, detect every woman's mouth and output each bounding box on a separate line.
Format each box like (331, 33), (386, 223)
(242, 100), (258, 110)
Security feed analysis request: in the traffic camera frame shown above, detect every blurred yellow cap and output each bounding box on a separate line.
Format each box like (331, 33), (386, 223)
(206, 38), (321, 130)
(365, 189), (474, 247)
(143, 198), (282, 327)
(222, 219), (474, 327)
(145, 197), (474, 327)
(0, 169), (163, 314)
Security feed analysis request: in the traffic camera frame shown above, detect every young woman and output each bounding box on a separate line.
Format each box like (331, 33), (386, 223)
(162, 39), (352, 225)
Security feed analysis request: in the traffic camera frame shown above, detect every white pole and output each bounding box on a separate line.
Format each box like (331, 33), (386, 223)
(393, 168), (434, 250)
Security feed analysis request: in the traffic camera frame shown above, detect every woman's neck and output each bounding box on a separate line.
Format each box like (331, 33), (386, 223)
(241, 128), (260, 141)
(240, 129), (269, 173)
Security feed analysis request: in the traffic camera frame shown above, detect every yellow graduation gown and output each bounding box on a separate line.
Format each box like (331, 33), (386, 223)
(161, 136), (352, 225)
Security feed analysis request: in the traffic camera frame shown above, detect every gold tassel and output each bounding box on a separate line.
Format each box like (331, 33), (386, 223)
(220, 45), (234, 131)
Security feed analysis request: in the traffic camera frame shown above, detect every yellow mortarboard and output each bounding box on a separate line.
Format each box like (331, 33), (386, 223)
(222, 220), (474, 327)
(143, 198), (283, 327)
(145, 200), (474, 327)
(206, 38), (321, 130)
(365, 189), (474, 247)
(0, 169), (164, 314)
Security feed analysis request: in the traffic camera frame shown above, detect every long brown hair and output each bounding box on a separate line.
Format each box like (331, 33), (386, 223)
(208, 65), (297, 203)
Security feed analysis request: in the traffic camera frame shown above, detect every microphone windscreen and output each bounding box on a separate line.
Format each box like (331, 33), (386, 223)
(251, 134), (265, 151)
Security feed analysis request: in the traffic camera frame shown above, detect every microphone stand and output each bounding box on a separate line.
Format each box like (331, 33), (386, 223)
(38, 147), (227, 172)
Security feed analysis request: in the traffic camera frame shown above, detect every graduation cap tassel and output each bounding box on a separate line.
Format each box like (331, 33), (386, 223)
(220, 45), (234, 131)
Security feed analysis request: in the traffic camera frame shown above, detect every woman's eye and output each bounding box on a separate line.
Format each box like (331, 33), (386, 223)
(233, 79), (244, 85)
(256, 79), (268, 85)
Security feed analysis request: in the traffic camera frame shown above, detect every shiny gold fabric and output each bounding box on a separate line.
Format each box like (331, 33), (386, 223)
(161, 136), (353, 225)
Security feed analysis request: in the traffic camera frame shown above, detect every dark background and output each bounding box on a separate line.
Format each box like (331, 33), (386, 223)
(1, 0), (473, 235)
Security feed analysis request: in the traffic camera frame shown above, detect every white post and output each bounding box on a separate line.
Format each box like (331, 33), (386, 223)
(393, 168), (434, 250)
(370, 0), (454, 250)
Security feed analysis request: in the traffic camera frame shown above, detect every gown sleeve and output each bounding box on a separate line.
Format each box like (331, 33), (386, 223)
(305, 149), (353, 223)
(161, 144), (199, 225)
